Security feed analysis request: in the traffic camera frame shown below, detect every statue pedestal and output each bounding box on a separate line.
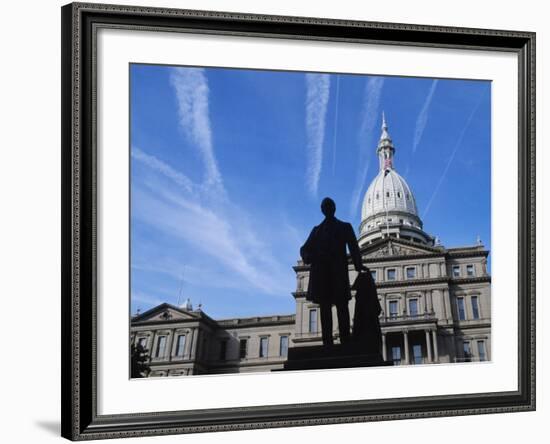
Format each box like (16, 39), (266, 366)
(277, 342), (393, 371)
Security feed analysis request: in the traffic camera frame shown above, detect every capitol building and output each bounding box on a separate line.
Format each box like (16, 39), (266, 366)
(131, 115), (491, 377)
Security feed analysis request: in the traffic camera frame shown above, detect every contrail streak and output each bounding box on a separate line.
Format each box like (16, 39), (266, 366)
(331, 75), (340, 176)
(422, 92), (486, 219)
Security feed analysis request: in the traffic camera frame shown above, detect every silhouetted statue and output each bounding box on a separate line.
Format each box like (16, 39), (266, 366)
(300, 197), (366, 346)
(352, 271), (382, 355)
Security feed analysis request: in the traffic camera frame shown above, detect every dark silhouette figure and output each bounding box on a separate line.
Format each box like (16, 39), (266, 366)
(352, 271), (383, 355)
(300, 198), (366, 346)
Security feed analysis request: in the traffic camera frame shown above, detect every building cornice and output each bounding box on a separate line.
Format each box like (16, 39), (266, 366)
(450, 276), (492, 285)
(293, 252), (445, 271)
(217, 315), (296, 329)
(360, 210), (423, 229)
(131, 313), (296, 330)
(292, 275), (491, 298)
(446, 249), (490, 258)
(131, 318), (205, 329)
(293, 237), (490, 271)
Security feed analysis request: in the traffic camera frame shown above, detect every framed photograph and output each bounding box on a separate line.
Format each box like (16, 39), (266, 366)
(61, 2), (535, 440)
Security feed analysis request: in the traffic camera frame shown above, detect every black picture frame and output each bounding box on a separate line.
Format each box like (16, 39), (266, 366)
(61, 2), (536, 440)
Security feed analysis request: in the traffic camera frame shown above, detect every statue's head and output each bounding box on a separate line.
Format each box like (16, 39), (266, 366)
(321, 197), (336, 217)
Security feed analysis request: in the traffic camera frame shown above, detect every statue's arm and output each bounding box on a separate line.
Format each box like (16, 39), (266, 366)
(300, 227), (317, 265)
(346, 223), (364, 272)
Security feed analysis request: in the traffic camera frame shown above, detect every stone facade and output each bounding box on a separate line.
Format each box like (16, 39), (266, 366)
(131, 306), (295, 376)
(293, 238), (491, 366)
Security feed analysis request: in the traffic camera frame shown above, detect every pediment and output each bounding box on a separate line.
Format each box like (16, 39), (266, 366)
(361, 239), (440, 259)
(132, 303), (198, 323)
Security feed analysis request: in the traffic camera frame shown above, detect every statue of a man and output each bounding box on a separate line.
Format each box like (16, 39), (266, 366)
(300, 198), (366, 346)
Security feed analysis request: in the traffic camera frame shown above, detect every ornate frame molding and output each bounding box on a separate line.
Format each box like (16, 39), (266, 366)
(61, 2), (535, 440)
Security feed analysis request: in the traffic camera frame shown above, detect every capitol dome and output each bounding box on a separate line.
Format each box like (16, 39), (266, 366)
(358, 114), (433, 246)
(361, 169), (418, 221)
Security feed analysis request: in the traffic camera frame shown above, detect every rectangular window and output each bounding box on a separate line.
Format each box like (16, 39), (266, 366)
(412, 344), (422, 364)
(155, 336), (166, 358)
(279, 335), (289, 357)
(239, 338), (248, 359)
(259, 337), (269, 358)
(463, 341), (472, 362)
(406, 267), (416, 279)
(466, 264), (475, 276)
(387, 269), (396, 280)
(457, 297), (466, 320)
(477, 340), (487, 361)
(370, 270), (377, 281)
(219, 340), (227, 360)
(175, 334), (186, 357)
(391, 346), (401, 365)
(389, 300), (399, 319)
(309, 309), (318, 333)
(471, 296), (480, 320)
(408, 299), (418, 317)
(452, 265), (460, 277)
(137, 337), (147, 349)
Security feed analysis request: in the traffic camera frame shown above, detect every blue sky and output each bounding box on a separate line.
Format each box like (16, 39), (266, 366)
(130, 64), (491, 319)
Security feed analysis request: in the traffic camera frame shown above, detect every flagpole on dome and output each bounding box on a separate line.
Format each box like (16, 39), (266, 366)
(381, 111), (390, 240)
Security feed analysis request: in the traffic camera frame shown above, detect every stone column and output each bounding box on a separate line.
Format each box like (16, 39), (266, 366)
(382, 333), (387, 361)
(443, 289), (451, 322)
(145, 331), (153, 357)
(166, 328), (175, 362)
(151, 331), (158, 358)
(425, 330), (433, 363)
(296, 299), (303, 336)
(403, 331), (410, 365)
(432, 329), (439, 363)
(185, 329), (194, 359)
(427, 290), (434, 314)
(423, 291), (428, 314)
(191, 328), (199, 360)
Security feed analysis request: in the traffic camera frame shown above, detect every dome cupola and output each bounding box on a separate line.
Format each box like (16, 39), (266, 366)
(358, 114), (433, 246)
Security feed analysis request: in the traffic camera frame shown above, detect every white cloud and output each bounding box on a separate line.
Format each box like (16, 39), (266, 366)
(349, 77), (384, 216)
(131, 68), (295, 306)
(413, 79), (438, 153)
(132, 147), (193, 192)
(131, 259), (250, 291)
(305, 73), (330, 197)
(133, 182), (289, 296)
(170, 67), (224, 194)
(132, 139), (290, 297)
(330, 75), (341, 176)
